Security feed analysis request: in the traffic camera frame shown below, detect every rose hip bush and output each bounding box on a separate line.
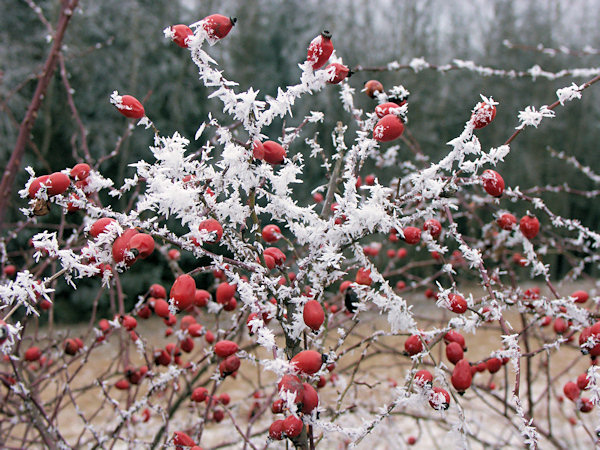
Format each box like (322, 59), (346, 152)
(1, 11), (600, 450)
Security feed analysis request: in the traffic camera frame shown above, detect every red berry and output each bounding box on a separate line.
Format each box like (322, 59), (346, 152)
(198, 218), (223, 244)
(365, 174), (375, 185)
(264, 247), (286, 266)
(205, 330), (215, 344)
(150, 284), (167, 298)
(153, 298), (170, 318)
(180, 337), (194, 353)
(497, 213), (517, 231)
(115, 94), (145, 119)
(252, 139), (265, 160)
(170, 274), (196, 311)
(577, 373), (590, 390)
(355, 267), (372, 286)
(404, 335), (423, 356)
(423, 219), (442, 238)
(271, 399), (284, 414)
(214, 340), (239, 358)
(47, 172), (71, 196)
(63, 338), (79, 356)
(171, 24), (193, 48)
(283, 415), (303, 438)
(571, 290), (589, 304)
(121, 315), (137, 331)
(202, 14), (236, 40)
(115, 379), (130, 390)
(407, 436), (417, 446)
(429, 387), (450, 410)
(278, 374), (305, 400)
(219, 355), (240, 377)
(481, 169), (505, 197)
(291, 350), (323, 375)
(90, 218), (117, 238)
(303, 299), (325, 331)
(364, 80), (384, 98)
(216, 282), (236, 304)
(262, 141), (286, 165)
(313, 192), (324, 203)
(451, 359), (472, 393)
(112, 228), (139, 264)
(446, 341), (464, 365)
(472, 101), (497, 129)
(486, 357), (502, 374)
(167, 249), (180, 260)
(580, 397), (594, 413)
(269, 420), (285, 440)
(307, 30), (333, 70)
(301, 383), (319, 414)
(127, 233), (155, 260)
(397, 248), (407, 259)
(3, 265), (16, 277)
(218, 393), (231, 405)
(519, 215), (540, 239)
(188, 323), (203, 337)
(70, 163), (90, 181)
(194, 289), (211, 307)
(553, 318), (569, 334)
(563, 381), (580, 402)
(448, 293), (467, 314)
(172, 431), (196, 447)
(325, 63), (349, 84)
(414, 369), (433, 387)
(24, 346), (41, 362)
(375, 102), (404, 119)
(28, 175), (50, 198)
(262, 224), (282, 243)
(403, 227), (421, 245)
(373, 114), (404, 142)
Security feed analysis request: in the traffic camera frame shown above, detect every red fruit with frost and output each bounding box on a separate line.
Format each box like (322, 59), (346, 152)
(497, 213), (517, 231)
(116, 95), (145, 119)
(571, 290), (589, 304)
(28, 175), (50, 198)
(283, 415), (304, 438)
(486, 357), (502, 374)
(214, 340), (239, 358)
(202, 14), (236, 40)
(481, 169), (505, 197)
(373, 114), (404, 142)
(446, 341), (464, 364)
(325, 63), (350, 84)
(278, 374), (305, 399)
(303, 299), (325, 331)
(414, 369), (433, 387)
(252, 139), (265, 160)
(553, 317), (569, 334)
(429, 387), (450, 410)
(580, 397), (593, 413)
(70, 163), (90, 181)
(423, 219), (442, 238)
(173, 431), (196, 447)
(519, 215), (540, 240)
(89, 218), (116, 238)
(364, 80), (384, 98)
(171, 24), (193, 48)
(577, 373), (590, 390)
(307, 30), (333, 69)
(375, 101), (405, 119)
(262, 224), (282, 243)
(188, 323), (203, 337)
(291, 350), (324, 375)
(121, 315), (137, 331)
(404, 335), (423, 356)
(403, 226), (421, 245)
(472, 101), (497, 129)
(112, 228), (139, 264)
(269, 420), (285, 440)
(198, 218), (223, 244)
(45, 172), (70, 196)
(355, 267), (372, 286)
(448, 294), (467, 314)
(170, 274), (196, 311)
(263, 141), (286, 165)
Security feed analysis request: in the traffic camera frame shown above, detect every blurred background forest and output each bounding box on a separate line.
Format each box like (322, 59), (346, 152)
(1, 0), (600, 321)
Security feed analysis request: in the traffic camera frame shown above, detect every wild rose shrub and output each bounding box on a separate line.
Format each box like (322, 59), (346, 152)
(2, 13), (600, 450)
